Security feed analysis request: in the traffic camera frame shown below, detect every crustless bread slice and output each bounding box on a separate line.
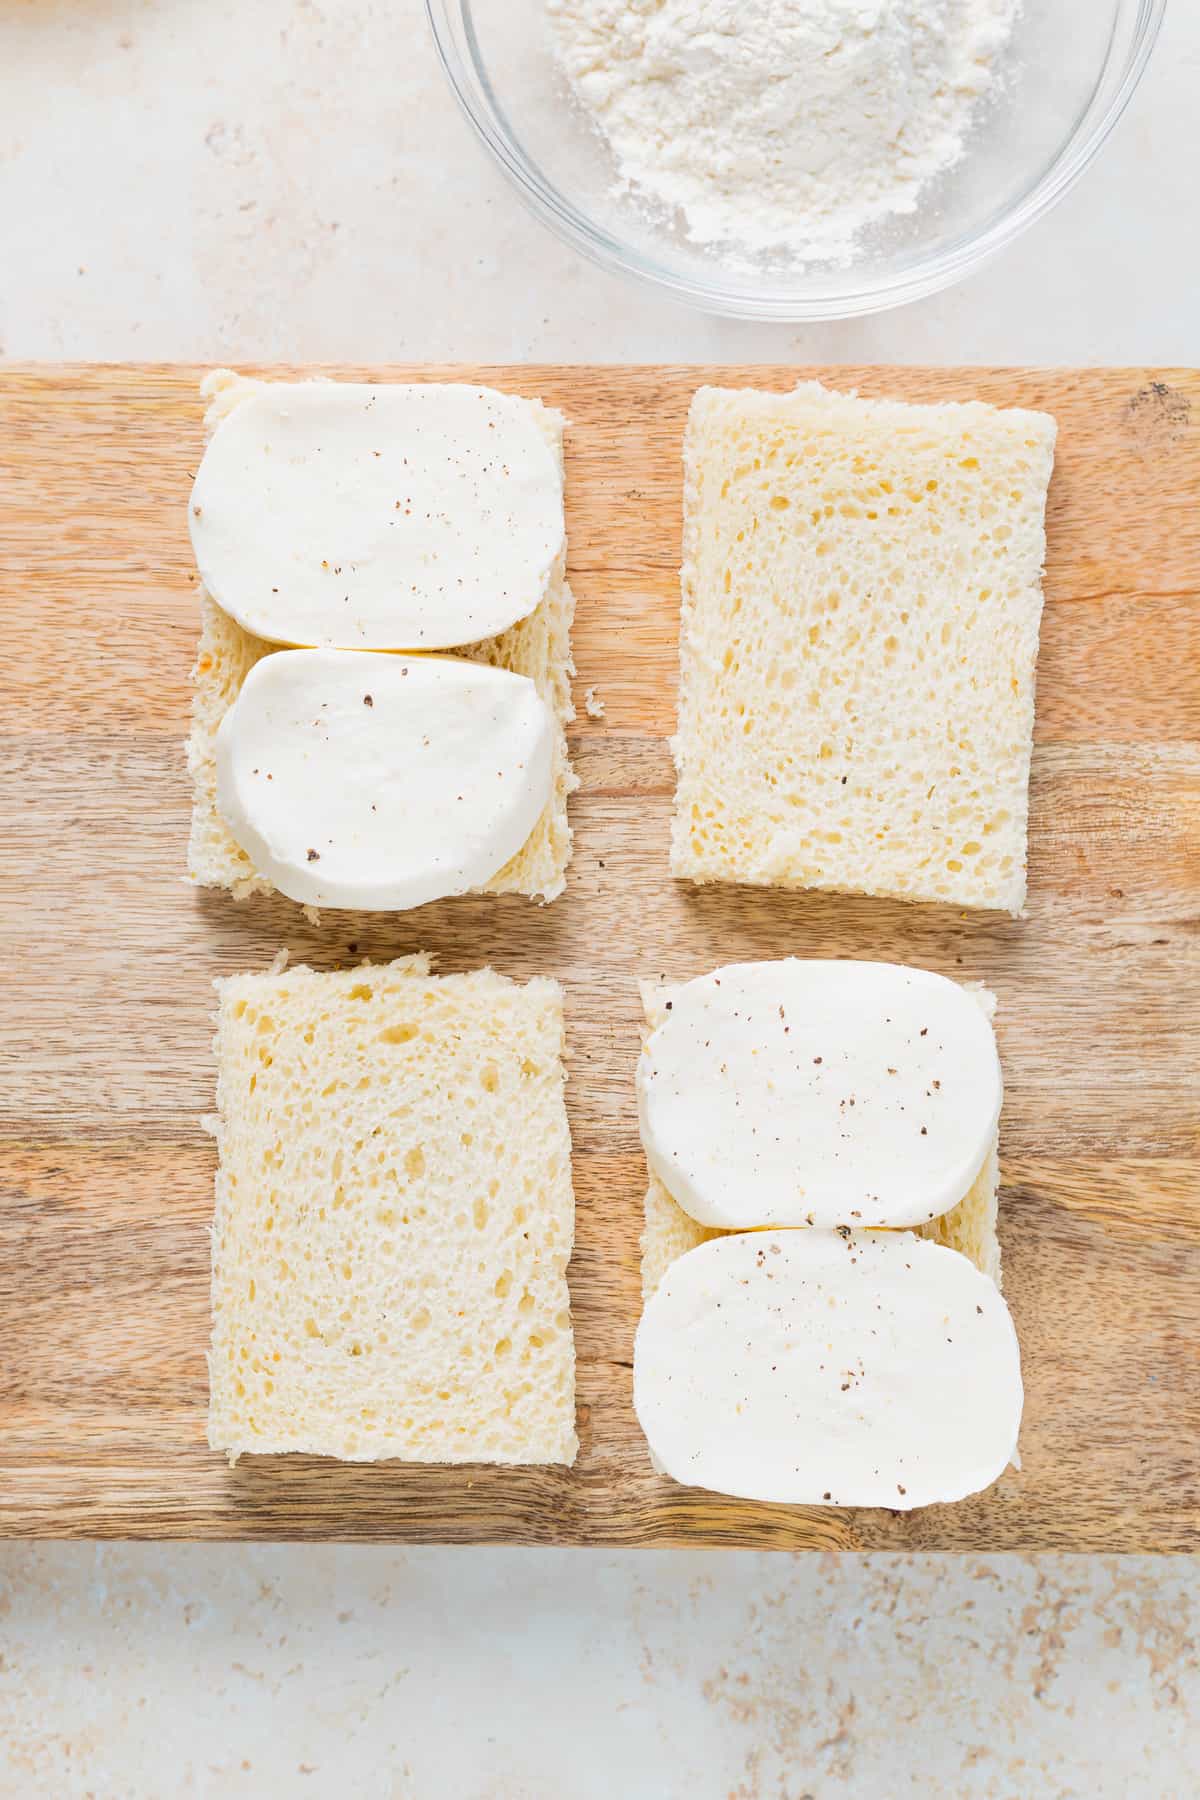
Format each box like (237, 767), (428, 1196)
(207, 955), (577, 1464)
(671, 382), (1056, 915)
(186, 372), (577, 906)
(637, 977), (1003, 1300)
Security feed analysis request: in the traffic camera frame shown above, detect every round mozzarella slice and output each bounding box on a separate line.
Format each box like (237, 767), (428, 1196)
(635, 1230), (1023, 1510)
(216, 649), (553, 910)
(637, 960), (1001, 1230)
(189, 383), (564, 649)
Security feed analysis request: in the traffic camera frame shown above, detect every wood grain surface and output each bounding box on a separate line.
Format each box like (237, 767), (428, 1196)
(0, 364), (1197, 1548)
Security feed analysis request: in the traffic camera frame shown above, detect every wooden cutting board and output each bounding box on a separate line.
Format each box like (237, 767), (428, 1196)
(0, 365), (1197, 1548)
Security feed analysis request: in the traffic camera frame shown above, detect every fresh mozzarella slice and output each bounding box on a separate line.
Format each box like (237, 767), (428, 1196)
(215, 649), (553, 910)
(634, 1230), (1022, 1510)
(637, 960), (1000, 1230)
(189, 383), (564, 649)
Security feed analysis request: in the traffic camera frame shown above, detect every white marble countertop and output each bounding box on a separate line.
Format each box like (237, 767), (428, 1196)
(2, 0), (1196, 367)
(0, 2), (1196, 1795)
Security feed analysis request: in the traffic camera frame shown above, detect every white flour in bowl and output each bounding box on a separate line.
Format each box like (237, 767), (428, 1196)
(546, 0), (1019, 263)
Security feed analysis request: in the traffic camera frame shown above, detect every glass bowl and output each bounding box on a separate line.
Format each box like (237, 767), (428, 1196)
(427, 0), (1166, 321)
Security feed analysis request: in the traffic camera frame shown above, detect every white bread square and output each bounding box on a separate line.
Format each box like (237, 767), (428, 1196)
(637, 977), (1002, 1300)
(207, 955), (577, 1464)
(671, 383), (1057, 916)
(186, 373), (577, 906)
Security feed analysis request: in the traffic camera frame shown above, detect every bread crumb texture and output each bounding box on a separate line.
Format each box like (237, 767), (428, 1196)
(186, 372), (578, 906)
(638, 977), (1002, 1298)
(671, 383), (1057, 915)
(207, 955), (578, 1464)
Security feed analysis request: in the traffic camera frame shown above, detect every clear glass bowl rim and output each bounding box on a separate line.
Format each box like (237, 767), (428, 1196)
(427, 0), (1168, 321)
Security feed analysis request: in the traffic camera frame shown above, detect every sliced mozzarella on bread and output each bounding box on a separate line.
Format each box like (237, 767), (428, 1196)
(216, 649), (554, 910)
(637, 959), (1001, 1231)
(190, 381), (564, 649)
(634, 1229), (1022, 1509)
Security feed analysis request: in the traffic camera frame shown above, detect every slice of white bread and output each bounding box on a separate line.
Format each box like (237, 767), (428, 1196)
(671, 382), (1057, 916)
(186, 372), (577, 905)
(207, 954), (577, 1464)
(637, 977), (1002, 1300)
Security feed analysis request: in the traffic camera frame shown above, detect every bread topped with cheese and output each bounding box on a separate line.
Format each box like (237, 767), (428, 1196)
(186, 371), (577, 907)
(671, 382), (1056, 915)
(637, 969), (1003, 1298)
